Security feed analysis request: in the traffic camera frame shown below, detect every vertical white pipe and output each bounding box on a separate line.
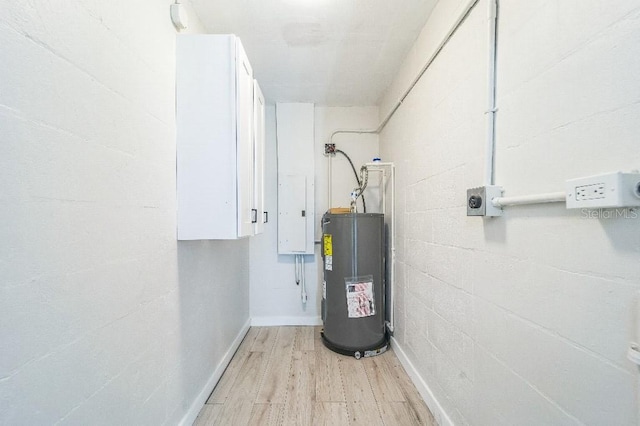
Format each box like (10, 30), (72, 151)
(636, 293), (640, 422)
(365, 163), (396, 333)
(301, 255), (307, 304)
(294, 254), (299, 285)
(389, 164), (396, 333)
(485, 0), (498, 186)
(328, 154), (333, 211)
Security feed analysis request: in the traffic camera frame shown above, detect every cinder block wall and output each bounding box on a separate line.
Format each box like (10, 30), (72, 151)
(380, 0), (640, 424)
(0, 2), (250, 424)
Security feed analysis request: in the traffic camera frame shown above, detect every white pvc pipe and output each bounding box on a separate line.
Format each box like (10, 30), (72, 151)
(485, 0), (498, 186)
(365, 162), (395, 333)
(389, 164), (395, 333)
(492, 191), (566, 207)
(328, 154), (332, 210)
(301, 255), (307, 304)
(325, 0), (482, 229)
(327, 0), (481, 146)
(324, 0), (480, 330)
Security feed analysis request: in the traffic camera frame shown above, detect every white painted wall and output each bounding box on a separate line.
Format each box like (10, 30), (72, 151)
(0, 2), (250, 425)
(250, 106), (317, 325)
(380, 0), (640, 425)
(250, 106), (379, 325)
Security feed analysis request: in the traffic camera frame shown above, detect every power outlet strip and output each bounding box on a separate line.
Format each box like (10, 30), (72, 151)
(566, 172), (640, 209)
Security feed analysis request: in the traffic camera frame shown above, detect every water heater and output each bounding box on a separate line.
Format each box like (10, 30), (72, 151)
(321, 212), (388, 359)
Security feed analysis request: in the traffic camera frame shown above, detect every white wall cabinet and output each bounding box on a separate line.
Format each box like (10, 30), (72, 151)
(177, 34), (265, 240)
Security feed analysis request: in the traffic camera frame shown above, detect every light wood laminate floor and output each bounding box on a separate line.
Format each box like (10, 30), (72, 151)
(193, 326), (436, 426)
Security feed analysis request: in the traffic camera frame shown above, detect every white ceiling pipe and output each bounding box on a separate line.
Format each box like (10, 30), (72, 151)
(327, 0), (482, 146)
(325, 0), (483, 332)
(326, 0), (481, 211)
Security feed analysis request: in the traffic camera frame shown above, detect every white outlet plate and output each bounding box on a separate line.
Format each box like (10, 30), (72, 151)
(566, 172), (640, 209)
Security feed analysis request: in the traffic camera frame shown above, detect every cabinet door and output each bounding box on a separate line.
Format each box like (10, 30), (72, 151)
(236, 39), (255, 237)
(177, 34), (238, 240)
(253, 80), (266, 235)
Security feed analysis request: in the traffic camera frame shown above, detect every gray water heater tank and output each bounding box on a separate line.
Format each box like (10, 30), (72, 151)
(321, 212), (387, 358)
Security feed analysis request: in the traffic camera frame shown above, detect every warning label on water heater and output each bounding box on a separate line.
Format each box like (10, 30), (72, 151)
(323, 234), (332, 256)
(325, 255), (332, 271)
(323, 234), (333, 271)
(345, 276), (375, 318)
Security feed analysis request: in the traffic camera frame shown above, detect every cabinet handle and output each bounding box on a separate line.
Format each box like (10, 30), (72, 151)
(251, 209), (258, 223)
(264, 211), (268, 223)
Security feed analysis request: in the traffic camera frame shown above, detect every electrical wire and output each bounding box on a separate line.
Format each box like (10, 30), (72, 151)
(334, 149), (366, 212)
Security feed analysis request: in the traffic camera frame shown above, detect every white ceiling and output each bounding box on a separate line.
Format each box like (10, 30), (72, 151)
(189, 0), (438, 106)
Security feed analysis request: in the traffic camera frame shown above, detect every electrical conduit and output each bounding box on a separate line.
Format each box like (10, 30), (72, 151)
(325, 0), (482, 335)
(485, 0), (498, 186)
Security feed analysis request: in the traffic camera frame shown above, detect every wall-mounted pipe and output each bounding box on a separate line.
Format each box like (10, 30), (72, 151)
(301, 255), (307, 304)
(325, 0), (482, 333)
(365, 162), (396, 333)
(492, 191), (566, 207)
(485, 0), (498, 186)
(295, 254), (308, 305)
(326, 0), (482, 214)
(327, 0), (481, 147)
(328, 154), (333, 211)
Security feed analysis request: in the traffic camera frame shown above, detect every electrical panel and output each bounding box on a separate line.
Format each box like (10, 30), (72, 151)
(566, 172), (640, 209)
(276, 103), (315, 254)
(278, 175), (309, 253)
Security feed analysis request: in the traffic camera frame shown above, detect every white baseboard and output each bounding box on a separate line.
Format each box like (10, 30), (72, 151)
(251, 316), (322, 326)
(179, 317), (251, 426)
(390, 336), (453, 426)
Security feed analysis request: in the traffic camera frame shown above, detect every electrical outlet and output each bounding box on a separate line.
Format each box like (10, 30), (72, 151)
(566, 172), (640, 209)
(575, 183), (605, 201)
(324, 144), (336, 155)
